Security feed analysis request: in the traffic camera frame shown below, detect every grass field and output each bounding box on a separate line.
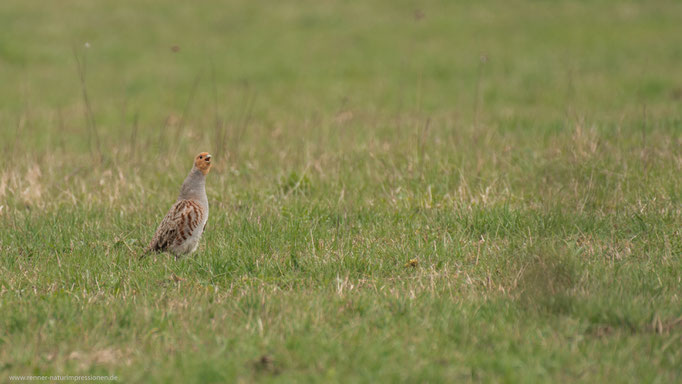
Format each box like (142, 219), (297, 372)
(1, 0), (681, 382)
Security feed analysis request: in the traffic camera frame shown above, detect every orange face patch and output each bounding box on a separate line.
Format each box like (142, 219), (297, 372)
(194, 152), (212, 175)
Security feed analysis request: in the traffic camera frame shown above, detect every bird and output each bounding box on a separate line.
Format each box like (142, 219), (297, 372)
(141, 152), (212, 259)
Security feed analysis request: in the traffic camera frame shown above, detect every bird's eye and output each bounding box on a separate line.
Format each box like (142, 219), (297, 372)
(199, 156), (203, 159)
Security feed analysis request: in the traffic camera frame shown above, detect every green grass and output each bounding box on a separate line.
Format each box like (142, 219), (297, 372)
(1, 0), (681, 382)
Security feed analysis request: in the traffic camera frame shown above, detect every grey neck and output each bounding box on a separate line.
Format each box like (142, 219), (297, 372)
(178, 167), (207, 205)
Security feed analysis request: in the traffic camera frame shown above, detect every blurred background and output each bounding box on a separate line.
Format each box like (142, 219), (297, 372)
(1, 0), (681, 161)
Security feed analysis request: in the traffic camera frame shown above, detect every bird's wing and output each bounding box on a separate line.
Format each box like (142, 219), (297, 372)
(147, 199), (204, 253)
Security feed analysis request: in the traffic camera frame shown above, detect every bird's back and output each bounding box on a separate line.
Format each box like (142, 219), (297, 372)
(148, 198), (208, 256)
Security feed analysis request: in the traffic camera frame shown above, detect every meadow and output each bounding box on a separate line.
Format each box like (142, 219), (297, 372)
(1, 1), (681, 382)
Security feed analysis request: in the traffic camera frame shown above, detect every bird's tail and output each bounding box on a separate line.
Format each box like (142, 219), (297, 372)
(137, 245), (153, 260)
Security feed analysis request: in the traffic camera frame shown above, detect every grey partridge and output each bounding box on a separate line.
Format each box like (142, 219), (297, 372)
(142, 152), (212, 258)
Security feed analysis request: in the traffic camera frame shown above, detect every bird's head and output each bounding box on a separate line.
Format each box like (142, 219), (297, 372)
(194, 152), (212, 175)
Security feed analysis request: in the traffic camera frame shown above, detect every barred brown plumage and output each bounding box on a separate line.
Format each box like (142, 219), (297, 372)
(141, 152), (212, 259)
